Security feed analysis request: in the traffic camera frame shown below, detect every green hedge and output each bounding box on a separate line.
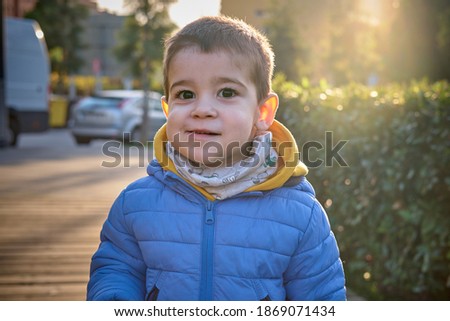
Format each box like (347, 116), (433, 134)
(273, 76), (450, 300)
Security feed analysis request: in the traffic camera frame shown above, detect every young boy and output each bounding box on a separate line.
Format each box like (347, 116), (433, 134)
(87, 16), (346, 301)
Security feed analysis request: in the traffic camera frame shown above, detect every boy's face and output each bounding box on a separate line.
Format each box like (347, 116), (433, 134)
(162, 48), (277, 167)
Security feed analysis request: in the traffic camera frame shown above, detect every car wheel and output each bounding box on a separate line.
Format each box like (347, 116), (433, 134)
(8, 119), (19, 147)
(74, 136), (91, 145)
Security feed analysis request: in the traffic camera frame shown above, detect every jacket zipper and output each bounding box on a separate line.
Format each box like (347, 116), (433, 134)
(199, 201), (215, 300)
(146, 286), (159, 301)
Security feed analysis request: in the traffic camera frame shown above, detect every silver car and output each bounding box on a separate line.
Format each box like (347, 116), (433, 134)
(69, 90), (166, 145)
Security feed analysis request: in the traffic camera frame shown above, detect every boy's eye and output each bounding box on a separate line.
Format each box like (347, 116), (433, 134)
(218, 88), (237, 98)
(176, 90), (195, 100)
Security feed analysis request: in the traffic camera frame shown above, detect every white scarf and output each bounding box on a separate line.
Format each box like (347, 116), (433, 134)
(166, 132), (278, 200)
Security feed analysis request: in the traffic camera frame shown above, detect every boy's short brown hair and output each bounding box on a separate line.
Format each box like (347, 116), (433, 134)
(163, 16), (274, 103)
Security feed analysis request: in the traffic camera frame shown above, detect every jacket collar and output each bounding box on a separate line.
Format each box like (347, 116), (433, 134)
(150, 120), (308, 201)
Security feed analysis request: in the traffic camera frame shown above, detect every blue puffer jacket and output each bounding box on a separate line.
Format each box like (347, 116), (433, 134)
(87, 122), (346, 301)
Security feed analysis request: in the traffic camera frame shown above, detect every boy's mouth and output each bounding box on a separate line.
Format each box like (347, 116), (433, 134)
(187, 129), (220, 136)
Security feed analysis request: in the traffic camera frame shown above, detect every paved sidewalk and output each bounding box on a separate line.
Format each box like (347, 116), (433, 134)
(0, 130), (144, 300)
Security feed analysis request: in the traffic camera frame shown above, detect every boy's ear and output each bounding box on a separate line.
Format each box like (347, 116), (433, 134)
(255, 93), (278, 131)
(161, 96), (169, 118)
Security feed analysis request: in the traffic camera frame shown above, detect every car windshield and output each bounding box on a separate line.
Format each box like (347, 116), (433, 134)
(77, 97), (125, 109)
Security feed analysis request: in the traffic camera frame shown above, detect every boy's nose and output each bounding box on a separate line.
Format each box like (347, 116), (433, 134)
(190, 96), (218, 118)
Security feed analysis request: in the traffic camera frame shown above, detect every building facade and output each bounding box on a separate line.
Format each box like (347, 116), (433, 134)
(3, 0), (36, 17)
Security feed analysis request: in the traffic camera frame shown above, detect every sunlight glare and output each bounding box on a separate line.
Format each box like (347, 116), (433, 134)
(169, 0), (221, 27)
(96, 0), (126, 14)
(96, 0), (221, 27)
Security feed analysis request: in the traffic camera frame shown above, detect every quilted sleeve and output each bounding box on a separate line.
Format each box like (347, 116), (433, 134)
(284, 200), (346, 300)
(87, 190), (147, 300)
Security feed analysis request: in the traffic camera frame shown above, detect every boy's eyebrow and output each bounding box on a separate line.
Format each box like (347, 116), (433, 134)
(213, 77), (247, 88)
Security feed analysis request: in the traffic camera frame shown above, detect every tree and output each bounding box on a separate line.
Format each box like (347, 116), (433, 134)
(264, 0), (382, 85)
(114, 0), (175, 143)
(25, 0), (89, 93)
(264, 0), (310, 83)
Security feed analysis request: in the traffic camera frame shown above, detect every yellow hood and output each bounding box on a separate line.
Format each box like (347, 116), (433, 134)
(153, 120), (308, 201)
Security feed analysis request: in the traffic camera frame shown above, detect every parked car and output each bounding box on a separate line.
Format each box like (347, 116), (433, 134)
(69, 90), (166, 145)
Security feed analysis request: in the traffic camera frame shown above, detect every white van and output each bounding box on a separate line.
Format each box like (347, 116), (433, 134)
(5, 17), (50, 146)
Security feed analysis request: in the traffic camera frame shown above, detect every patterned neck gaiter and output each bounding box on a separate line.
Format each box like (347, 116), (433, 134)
(166, 132), (278, 200)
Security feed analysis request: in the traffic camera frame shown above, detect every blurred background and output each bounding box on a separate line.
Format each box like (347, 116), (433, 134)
(3, 0), (450, 96)
(0, 0), (448, 301)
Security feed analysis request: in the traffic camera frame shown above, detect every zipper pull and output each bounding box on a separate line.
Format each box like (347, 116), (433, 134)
(205, 202), (214, 224)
